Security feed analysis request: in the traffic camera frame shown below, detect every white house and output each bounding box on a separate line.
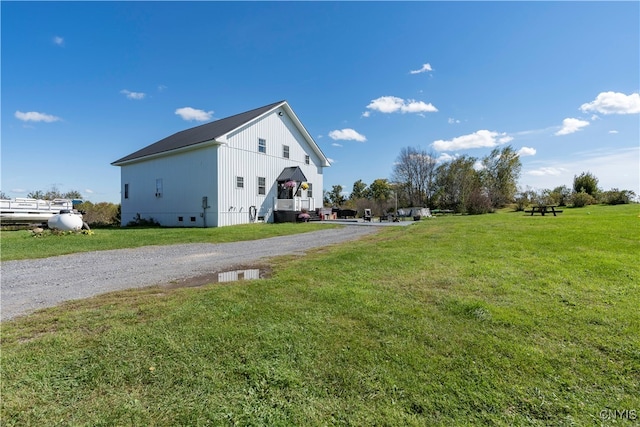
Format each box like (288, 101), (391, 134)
(111, 100), (330, 227)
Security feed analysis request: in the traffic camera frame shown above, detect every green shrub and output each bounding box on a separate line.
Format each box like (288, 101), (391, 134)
(548, 185), (571, 206)
(570, 190), (596, 208)
(573, 171), (599, 196)
(126, 213), (161, 227)
(514, 190), (535, 211)
(77, 201), (120, 227)
(465, 189), (494, 214)
(600, 188), (635, 205)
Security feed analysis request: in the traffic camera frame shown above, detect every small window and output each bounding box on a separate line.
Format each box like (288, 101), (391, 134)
(190, 216), (196, 222)
(124, 183), (129, 199)
(305, 155), (310, 165)
(258, 138), (266, 153)
(236, 176), (244, 189)
(258, 177), (266, 195)
(156, 179), (163, 198)
(178, 216), (183, 222)
(307, 183), (313, 198)
(283, 145), (290, 159)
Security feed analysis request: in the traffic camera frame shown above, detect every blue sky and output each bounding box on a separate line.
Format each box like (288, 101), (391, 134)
(2, 1), (639, 204)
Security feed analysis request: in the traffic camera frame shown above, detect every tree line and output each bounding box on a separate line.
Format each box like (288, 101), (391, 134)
(324, 145), (636, 215)
(516, 171), (636, 210)
(2, 152), (635, 226)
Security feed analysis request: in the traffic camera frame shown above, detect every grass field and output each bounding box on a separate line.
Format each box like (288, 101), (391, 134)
(1, 204), (639, 425)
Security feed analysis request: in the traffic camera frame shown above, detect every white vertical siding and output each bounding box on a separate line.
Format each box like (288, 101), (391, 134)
(118, 106), (324, 227)
(120, 145), (218, 227)
(218, 108), (324, 226)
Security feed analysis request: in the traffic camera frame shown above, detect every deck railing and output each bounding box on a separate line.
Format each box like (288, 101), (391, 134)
(274, 197), (314, 211)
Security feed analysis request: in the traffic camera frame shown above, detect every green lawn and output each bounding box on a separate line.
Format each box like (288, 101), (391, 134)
(2, 204), (639, 425)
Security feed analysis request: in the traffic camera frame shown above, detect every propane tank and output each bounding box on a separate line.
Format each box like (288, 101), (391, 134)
(48, 210), (84, 231)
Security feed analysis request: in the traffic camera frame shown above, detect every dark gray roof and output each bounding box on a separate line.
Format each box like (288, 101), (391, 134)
(112, 100), (286, 165)
(277, 166), (308, 182)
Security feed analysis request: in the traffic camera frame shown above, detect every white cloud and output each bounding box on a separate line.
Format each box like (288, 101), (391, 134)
(120, 89), (146, 100)
(580, 91), (640, 115)
(517, 146), (537, 157)
(608, 130), (619, 134)
(436, 153), (457, 163)
(84, 189), (94, 194)
(175, 107), (213, 122)
(432, 130), (512, 151)
(527, 167), (566, 177)
(555, 118), (590, 136)
(15, 111), (61, 123)
(367, 96), (405, 113)
(328, 128), (367, 142)
(448, 118), (460, 124)
(53, 36), (64, 46)
(361, 111), (371, 118)
(512, 126), (558, 137)
(366, 96), (438, 115)
(401, 100), (438, 114)
(409, 63), (433, 74)
(332, 142), (343, 147)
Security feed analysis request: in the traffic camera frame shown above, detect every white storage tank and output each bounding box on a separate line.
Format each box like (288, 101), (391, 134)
(48, 210), (84, 231)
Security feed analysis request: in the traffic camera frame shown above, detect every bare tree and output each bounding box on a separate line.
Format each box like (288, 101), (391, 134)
(391, 146), (437, 207)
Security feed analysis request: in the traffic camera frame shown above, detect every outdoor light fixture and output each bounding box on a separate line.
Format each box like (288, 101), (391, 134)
(278, 111), (283, 116)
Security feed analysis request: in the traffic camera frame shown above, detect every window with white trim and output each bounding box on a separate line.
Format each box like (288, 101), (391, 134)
(307, 183), (313, 198)
(258, 177), (266, 195)
(283, 145), (290, 159)
(258, 138), (266, 153)
(124, 183), (129, 199)
(305, 155), (310, 165)
(236, 176), (244, 189)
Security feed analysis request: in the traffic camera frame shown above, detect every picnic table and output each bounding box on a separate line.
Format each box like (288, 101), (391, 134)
(526, 205), (563, 216)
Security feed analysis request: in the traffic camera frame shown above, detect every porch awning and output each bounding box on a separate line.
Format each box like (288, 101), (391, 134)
(277, 166), (307, 183)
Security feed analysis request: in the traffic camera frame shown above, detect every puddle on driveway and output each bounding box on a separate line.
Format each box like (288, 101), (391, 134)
(217, 269), (260, 282)
(163, 265), (271, 289)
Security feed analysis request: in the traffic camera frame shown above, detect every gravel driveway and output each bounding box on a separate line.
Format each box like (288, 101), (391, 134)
(1, 225), (383, 321)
